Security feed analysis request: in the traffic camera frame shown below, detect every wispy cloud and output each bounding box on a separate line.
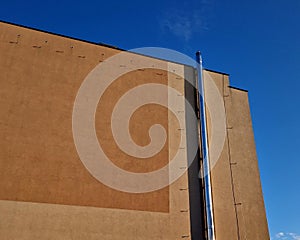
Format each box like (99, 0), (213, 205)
(160, 1), (213, 41)
(161, 13), (193, 41)
(273, 232), (300, 240)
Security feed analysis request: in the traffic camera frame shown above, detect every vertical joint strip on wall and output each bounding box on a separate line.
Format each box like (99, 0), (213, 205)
(196, 51), (215, 240)
(222, 76), (241, 240)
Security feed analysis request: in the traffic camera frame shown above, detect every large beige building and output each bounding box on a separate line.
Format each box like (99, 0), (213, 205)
(0, 21), (269, 239)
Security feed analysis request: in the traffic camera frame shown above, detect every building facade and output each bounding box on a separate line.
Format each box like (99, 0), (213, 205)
(0, 21), (269, 239)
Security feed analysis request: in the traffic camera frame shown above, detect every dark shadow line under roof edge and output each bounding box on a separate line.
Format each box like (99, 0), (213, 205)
(228, 86), (248, 92)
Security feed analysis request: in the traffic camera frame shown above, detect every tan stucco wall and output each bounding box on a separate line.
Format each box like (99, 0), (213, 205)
(0, 21), (269, 240)
(204, 70), (270, 240)
(0, 21), (191, 239)
(0, 21), (172, 212)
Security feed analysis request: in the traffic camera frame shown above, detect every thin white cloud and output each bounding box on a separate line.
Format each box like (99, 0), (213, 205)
(277, 232), (285, 237)
(160, 1), (212, 41)
(274, 232), (300, 240)
(289, 233), (300, 240)
(161, 13), (193, 41)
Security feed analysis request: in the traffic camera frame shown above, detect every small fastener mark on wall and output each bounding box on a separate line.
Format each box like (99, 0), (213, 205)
(9, 34), (21, 44)
(78, 55), (86, 58)
(181, 235), (190, 238)
(32, 45), (41, 48)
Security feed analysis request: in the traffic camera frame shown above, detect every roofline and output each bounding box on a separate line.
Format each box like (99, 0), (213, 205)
(0, 19), (230, 75)
(229, 86), (248, 92)
(203, 68), (230, 76)
(0, 19), (194, 68)
(0, 19), (124, 51)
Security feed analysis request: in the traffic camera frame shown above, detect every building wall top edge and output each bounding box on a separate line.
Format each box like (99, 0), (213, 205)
(1, 20), (229, 75)
(203, 68), (230, 76)
(228, 85), (249, 93)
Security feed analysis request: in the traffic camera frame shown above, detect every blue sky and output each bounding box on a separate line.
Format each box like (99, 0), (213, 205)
(1, 0), (299, 238)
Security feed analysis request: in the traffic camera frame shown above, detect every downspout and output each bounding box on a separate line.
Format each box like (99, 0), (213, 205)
(196, 51), (216, 240)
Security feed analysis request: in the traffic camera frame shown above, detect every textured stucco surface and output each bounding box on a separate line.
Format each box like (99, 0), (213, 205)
(0, 21), (269, 240)
(0, 21), (192, 239)
(0, 21), (171, 212)
(205, 71), (270, 240)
